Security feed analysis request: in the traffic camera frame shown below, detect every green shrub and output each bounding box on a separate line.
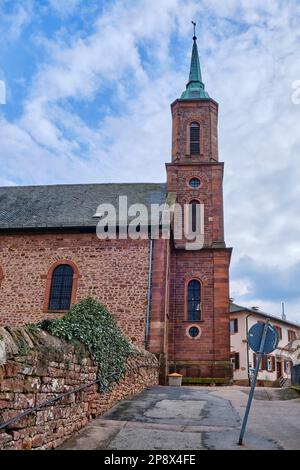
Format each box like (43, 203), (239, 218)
(36, 297), (133, 391)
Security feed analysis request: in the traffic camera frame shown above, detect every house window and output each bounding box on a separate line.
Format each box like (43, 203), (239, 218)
(190, 199), (200, 233)
(230, 352), (240, 370)
(274, 326), (282, 340)
(187, 279), (201, 321)
(48, 264), (74, 310)
(190, 122), (200, 155)
(288, 330), (296, 342)
(284, 361), (291, 375)
(230, 318), (238, 334)
(267, 356), (274, 372)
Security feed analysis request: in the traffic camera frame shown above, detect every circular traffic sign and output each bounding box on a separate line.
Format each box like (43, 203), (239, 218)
(248, 322), (279, 354)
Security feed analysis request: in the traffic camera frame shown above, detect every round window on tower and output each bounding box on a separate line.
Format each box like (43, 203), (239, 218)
(186, 325), (201, 339)
(189, 178), (201, 189)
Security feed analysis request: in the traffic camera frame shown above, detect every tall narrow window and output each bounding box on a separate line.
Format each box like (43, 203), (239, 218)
(230, 353), (240, 370)
(230, 318), (238, 334)
(187, 279), (201, 321)
(274, 325), (282, 340)
(48, 264), (74, 310)
(190, 199), (200, 233)
(190, 122), (200, 155)
(288, 330), (296, 342)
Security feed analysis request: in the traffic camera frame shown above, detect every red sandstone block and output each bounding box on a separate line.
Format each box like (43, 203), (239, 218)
(23, 377), (41, 393)
(4, 362), (22, 377)
(0, 378), (24, 393)
(11, 427), (34, 440)
(32, 433), (43, 448)
(0, 392), (14, 400)
(12, 393), (35, 410)
(49, 361), (60, 368)
(22, 437), (32, 450)
(48, 367), (65, 378)
(3, 439), (23, 450)
(0, 432), (12, 445)
(0, 400), (11, 409)
(1, 410), (35, 430)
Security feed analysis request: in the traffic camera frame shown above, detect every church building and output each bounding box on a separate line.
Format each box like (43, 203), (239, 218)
(0, 33), (232, 384)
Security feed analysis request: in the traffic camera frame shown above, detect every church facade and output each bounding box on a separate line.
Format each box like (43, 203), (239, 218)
(0, 35), (232, 383)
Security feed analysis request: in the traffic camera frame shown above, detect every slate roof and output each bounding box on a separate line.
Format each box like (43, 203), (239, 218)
(230, 302), (300, 329)
(0, 183), (166, 230)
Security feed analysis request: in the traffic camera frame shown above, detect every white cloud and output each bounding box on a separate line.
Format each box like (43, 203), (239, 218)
(48, 0), (83, 17)
(0, 0), (33, 42)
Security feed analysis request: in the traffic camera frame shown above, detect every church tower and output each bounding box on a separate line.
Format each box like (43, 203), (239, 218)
(166, 29), (232, 383)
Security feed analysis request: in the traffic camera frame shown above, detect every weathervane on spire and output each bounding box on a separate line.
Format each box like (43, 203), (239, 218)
(191, 21), (197, 40)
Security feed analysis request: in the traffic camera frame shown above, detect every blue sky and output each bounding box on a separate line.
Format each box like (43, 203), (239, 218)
(1, 0), (300, 322)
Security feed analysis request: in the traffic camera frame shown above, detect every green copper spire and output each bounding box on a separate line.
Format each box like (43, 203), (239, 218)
(181, 22), (209, 100)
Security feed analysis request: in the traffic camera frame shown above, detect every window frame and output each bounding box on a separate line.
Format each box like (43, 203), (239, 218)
(230, 352), (240, 370)
(284, 360), (291, 375)
(44, 260), (79, 312)
(288, 330), (296, 342)
(189, 122), (200, 155)
(274, 325), (282, 340)
(267, 355), (273, 372)
(185, 278), (203, 322)
(189, 199), (201, 234)
(189, 177), (201, 189)
(230, 318), (238, 334)
(186, 324), (202, 339)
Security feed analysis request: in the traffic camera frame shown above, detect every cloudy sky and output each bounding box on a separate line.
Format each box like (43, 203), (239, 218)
(1, 0), (300, 322)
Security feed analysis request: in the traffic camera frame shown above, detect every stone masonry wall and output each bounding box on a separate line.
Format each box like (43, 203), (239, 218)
(0, 233), (150, 348)
(0, 326), (159, 450)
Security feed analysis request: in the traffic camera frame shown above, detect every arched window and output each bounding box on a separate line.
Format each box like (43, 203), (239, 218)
(190, 122), (200, 155)
(187, 280), (201, 321)
(48, 264), (74, 310)
(190, 199), (200, 233)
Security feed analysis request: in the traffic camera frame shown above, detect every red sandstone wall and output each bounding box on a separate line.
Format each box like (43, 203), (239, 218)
(0, 326), (158, 450)
(0, 233), (150, 348)
(148, 239), (171, 384)
(171, 99), (218, 163)
(166, 162), (225, 247)
(167, 248), (232, 380)
(165, 96), (231, 381)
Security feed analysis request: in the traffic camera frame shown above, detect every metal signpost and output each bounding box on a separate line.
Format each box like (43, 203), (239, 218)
(238, 320), (279, 445)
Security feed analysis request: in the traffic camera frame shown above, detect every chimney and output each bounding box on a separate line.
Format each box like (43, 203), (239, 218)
(281, 302), (286, 321)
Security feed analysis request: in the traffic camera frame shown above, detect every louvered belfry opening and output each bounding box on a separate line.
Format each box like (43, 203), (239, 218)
(190, 122), (200, 154)
(187, 279), (201, 321)
(48, 264), (74, 310)
(191, 199), (200, 233)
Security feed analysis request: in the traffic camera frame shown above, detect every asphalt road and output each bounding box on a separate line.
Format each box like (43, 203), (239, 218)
(59, 386), (300, 450)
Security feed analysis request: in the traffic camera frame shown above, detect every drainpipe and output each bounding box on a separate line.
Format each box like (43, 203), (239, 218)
(145, 239), (153, 349)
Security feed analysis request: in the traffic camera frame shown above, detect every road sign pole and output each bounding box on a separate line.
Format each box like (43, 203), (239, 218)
(238, 321), (269, 446)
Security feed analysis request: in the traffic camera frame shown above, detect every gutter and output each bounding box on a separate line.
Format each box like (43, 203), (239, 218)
(145, 239), (153, 349)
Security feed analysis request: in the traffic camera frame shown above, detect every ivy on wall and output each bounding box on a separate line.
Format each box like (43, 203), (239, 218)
(36, 297), (134, 391)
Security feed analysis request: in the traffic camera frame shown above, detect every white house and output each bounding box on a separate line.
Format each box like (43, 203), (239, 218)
(229, 303), (300, 386)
